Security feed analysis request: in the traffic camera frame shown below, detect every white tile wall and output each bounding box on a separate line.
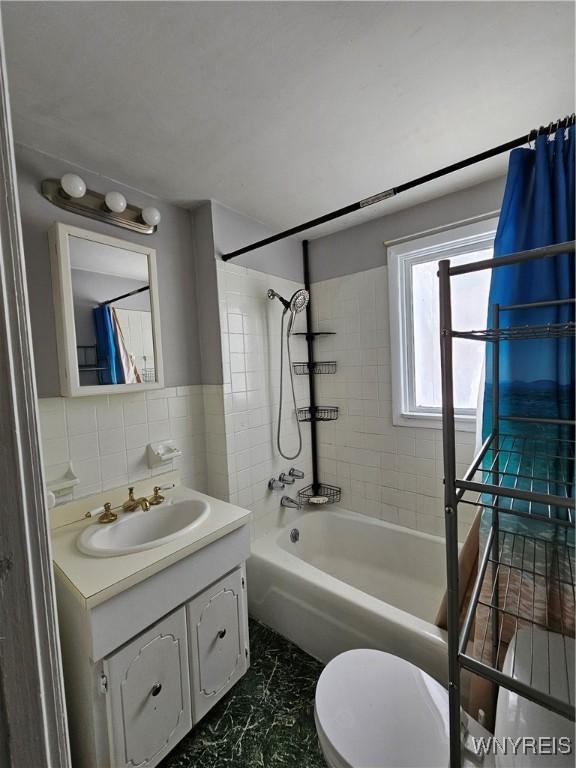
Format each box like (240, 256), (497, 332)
(216, 260), (313, 536)
(38, 386), (207, 503)
(311, 266), (476, 541)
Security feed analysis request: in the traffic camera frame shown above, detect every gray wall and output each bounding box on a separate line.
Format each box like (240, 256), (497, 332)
(191, 202), (223, 384)
(211, 200), (303, 282)
(16, 144), (202, 395)
(308, 176), (506, 282)
(191, 199), (306, 385)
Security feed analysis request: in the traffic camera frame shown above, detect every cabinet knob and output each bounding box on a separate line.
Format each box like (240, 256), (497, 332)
(151, 682), (162, 697)
(218, 628), (227, 639)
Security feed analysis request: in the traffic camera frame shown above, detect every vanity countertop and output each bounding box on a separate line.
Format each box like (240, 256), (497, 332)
(51, 483), (251, 609)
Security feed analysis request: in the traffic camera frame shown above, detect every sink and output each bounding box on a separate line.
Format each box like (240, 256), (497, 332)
(77, 499), (210, 557)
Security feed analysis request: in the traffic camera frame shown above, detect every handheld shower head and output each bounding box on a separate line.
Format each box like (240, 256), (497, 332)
(267, 288), (309, 314)
(289, 289), (309, 313)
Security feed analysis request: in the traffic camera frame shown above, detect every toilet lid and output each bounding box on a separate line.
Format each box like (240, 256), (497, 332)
(315, 649), (450, 768)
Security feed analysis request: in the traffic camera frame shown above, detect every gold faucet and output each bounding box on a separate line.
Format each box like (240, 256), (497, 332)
(122, 487), (151, 512)
(149, 486), (165, 505)
(98, 502), (117, 524)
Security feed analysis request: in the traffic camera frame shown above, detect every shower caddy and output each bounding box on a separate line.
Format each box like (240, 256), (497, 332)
(439, 240), (576, 767)
(296, 240), (342, 506)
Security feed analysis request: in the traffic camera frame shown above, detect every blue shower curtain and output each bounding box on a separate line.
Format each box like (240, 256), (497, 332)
(482, 124), (575, 520)
(93, 305), (125, 385)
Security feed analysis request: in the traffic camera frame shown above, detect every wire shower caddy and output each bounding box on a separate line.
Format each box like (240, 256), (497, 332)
(439, 240), (576, 767)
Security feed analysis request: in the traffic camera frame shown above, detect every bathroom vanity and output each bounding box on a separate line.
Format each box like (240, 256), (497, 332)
(51, 477), (251, 768)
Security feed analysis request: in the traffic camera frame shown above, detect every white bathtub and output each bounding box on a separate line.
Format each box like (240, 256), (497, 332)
(247, 508), (449, 683)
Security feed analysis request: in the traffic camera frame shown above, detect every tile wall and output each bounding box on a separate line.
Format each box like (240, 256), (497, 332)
(216, 260), (313, 536)
(39, 261), (475, 541)
(310, 266), (476, 541)
(38, 386), (207, 503)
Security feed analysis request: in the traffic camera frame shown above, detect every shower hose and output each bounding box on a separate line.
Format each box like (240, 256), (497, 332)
(276, 308), (303, 460)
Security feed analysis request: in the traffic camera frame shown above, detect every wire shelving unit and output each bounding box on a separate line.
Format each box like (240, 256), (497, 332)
(439, 240), (576, 767)
(292, 360), (337, 375)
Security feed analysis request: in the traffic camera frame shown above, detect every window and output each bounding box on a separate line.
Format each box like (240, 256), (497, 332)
(388, 218), (497, 430)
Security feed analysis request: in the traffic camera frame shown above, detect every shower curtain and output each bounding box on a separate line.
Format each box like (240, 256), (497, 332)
(469, 124), (575, 722)
(483, 123), (575, 433)
(111, 308), (142, 384)
(93, 305), (125, 384)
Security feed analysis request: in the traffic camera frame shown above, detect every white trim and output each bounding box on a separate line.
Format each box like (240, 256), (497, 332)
(388, 217), (498, 431)
(0, 15), (71, 766)
(383, 209), (500, 250)
(49, 222), (164, 397)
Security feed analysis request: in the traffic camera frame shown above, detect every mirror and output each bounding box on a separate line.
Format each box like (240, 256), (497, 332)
(49, 223), (163, 396)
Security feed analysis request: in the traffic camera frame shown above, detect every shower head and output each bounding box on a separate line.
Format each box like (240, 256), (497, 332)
(290, 289), (309, 314)
(267, 288), (309, 314)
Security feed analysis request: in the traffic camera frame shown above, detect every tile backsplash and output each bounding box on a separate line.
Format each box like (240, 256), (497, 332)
(38, 386), (207, 503)
(311, 266), (476, 541)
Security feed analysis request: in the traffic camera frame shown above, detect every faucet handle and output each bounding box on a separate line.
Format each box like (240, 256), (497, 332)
(122, 487), (137, 511)
(98, 502), (118, 525)
(149, 482), (175, 505)
(279, 473), (295, 485)
(268, 477), (285, 491)
(288, 468), (304, 479)
(149, 487), (164, 505)
(85, 502), (117, 523)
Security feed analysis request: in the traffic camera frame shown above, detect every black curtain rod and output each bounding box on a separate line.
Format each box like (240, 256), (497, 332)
(100, 284), (150, 306)
(222, 113), (575, 261)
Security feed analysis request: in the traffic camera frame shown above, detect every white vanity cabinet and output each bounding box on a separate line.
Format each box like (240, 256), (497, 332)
(188, 567), (249, 721)
(104, 608), (192, 768)
(55, 524), (250, 768)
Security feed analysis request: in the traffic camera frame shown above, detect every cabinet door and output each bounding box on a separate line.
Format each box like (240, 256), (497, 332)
(188, 566), (249, 722)
(104, 608), (191, 768)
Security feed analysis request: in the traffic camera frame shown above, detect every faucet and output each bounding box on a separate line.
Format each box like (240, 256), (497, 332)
(85, 502), (117, 524)
(122, 487), (151, 512)
(281, 495), (301, 510)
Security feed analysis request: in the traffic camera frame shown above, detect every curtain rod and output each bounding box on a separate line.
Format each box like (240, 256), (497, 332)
(100, 284), (150, 306)
(221, 113), (575, 261)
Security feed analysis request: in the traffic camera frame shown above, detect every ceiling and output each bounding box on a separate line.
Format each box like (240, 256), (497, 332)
(3, 2), (575, 238)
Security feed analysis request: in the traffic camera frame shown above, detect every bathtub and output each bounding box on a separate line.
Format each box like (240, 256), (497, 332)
(247, 508), (449, 683)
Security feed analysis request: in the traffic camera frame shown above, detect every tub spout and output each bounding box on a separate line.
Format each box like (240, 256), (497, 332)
(281, 495), (301, 510)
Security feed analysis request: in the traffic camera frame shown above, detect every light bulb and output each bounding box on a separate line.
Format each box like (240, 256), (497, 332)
(141, 206), (161, 227)
(104, 191), (127, 213)
(60, 173), (86, 199)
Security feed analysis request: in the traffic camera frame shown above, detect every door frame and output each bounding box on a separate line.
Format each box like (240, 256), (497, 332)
(0, 11), (71, 768)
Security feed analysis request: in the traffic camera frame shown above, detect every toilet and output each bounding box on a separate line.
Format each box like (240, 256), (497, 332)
(315, 629), (574, 768)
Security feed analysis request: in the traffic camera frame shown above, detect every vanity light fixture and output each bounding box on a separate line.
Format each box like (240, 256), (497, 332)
(60, 173), (86, 199)
(41, 177), (159, 234)
(104, 190), (127, 214)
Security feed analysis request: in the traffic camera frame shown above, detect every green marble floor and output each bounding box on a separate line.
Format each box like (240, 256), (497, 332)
(161, 619), (327, 768)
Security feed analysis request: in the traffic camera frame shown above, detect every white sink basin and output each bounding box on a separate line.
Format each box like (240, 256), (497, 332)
(77, 499), (210, 557)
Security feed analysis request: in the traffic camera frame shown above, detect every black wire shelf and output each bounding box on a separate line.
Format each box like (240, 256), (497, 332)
(298, 483), (341, 505)
(296, 406), (339, 422)
(292, 361), (337, 375)
(292, 331), (336, 339)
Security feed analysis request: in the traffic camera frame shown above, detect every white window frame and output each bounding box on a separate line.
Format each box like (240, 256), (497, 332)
(387, 217), (498, 431)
